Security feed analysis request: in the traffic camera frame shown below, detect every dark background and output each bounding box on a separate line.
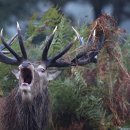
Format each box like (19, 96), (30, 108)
(0, 0), (130, 34)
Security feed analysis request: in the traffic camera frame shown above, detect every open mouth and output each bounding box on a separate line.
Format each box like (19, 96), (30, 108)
(21, 68), (33, 85)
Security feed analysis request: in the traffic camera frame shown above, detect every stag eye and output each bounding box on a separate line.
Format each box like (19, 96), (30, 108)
(39, 68), (45, 73)
(37, 65), (46, 73)
(21, 68), (33, 84)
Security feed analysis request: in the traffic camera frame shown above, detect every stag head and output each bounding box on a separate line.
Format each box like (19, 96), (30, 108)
(0, 23), (104, 103)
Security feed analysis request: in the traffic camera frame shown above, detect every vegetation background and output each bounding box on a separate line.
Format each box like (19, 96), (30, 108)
(0, 1), (130, 130)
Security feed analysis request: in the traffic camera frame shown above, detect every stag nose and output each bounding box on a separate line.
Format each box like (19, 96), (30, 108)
(21, 61), (31, 68)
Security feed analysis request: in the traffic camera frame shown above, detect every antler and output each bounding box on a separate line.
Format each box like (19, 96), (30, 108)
(42, 26), (78, 67)
(0, 33), (18, 54)
(42, 26), (105, 68)
(0, 24), (105, 67)
(17, 22), (27, 60)
(0, 23), (27, 65)
(71, 28), (105, 66)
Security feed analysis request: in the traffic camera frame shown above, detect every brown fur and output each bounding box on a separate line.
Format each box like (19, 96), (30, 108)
(0, 83), (50, 130)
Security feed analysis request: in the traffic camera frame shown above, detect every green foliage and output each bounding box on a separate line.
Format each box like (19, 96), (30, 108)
(50, 78), (79, 114)
(41, 7), (62, 28)
(27, 13), (38, 36)
(0, 63), (16, 94)
(49, 66), (106, 128)
(76, 87), (105, 128)
(26, 8), (62, 46)
(121, 35), (130, 71)
(49, 16), (74, 56)
(49, 77), (79, 127)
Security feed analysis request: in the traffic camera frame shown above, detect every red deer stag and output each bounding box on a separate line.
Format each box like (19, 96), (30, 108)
(0, 23), (104, 130)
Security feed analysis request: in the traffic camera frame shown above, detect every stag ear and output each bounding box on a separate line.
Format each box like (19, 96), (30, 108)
(12, 69), (20, 79)
(47, 69), (61, 81)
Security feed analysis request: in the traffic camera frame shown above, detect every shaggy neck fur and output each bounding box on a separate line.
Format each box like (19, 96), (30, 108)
(1, 86), (50, 130)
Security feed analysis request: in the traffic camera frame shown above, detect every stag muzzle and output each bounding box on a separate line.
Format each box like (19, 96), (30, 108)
(19, 61), (34, 93)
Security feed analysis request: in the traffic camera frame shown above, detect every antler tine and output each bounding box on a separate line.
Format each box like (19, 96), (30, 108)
(71, 50), (98, 66)
(50, 37), (77, 64)
(49, 61), (72, 67)
(17, 22), (27, 60)
(0, 53), (19, 65)
(0, 29), (22, 62)
(72, 26), (84, 45)
(0, 33), (18, 53)
(71, 29), (105, 66)
(0, 29), (22, 65)
(42, 26), (57, 61)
